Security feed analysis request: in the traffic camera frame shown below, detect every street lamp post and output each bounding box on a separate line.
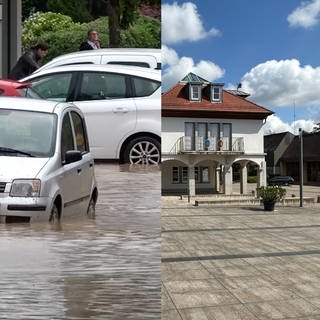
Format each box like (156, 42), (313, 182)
(299, 128), (303, 207)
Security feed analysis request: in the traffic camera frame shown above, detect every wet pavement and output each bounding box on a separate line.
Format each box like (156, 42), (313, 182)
(0, 163), (161, 320)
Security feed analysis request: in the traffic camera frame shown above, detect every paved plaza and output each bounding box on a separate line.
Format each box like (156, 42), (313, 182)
(162, 191), (320, 320)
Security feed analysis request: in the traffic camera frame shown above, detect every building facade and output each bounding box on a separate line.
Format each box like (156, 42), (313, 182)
(264, 132), (295, 176)
(280, 131), (320, 185)
(162, 73), (273, 196)
(0, 0), (22, 77)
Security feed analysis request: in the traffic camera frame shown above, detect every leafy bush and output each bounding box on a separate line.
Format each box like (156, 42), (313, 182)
(247, 176), (257, 183)
(22, 11), (75, 49)
(256, 185), (286, 203)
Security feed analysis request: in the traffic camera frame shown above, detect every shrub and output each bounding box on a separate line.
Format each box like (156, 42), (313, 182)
(247, 176), (257, 183)
(256, 185), (286, 203)
(22, 11), (75, 49)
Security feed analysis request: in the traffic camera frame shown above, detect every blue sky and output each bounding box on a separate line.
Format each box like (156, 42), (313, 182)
(162, 0), (320, 134)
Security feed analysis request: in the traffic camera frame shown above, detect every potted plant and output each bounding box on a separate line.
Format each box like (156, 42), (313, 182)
(256, 185), (286, 211)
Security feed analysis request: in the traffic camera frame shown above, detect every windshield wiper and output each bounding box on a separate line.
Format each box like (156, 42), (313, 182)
(0, 147), (35, 157)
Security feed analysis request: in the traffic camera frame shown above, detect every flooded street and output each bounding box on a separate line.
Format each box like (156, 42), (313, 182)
(0, 163), (161, 320)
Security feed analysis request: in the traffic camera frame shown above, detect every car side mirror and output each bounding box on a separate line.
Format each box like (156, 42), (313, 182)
(64, 150), (82, 165)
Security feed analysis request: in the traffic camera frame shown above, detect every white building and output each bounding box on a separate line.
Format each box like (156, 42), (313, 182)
(161, 73), (273, 196)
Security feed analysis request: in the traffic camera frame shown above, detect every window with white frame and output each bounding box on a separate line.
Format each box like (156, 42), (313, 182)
(190, 85), (201, 101)
(211, 86), (222, 102)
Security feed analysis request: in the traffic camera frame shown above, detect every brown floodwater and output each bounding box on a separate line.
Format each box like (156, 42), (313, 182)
(0, 163), (161, 320)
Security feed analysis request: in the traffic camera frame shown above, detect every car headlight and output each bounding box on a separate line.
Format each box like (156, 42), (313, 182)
(10, 179), (41, 197)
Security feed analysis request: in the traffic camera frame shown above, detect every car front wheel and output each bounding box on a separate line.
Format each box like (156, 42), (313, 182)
(49, 203), (60, 224)
(124, 137), (160, 165)
(87, 197), (96, 219)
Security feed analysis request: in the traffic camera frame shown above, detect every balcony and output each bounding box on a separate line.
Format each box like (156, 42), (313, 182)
(169, 136), (244, 155)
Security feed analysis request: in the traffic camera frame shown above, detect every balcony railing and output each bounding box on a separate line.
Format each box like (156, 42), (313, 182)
(168, 136), (244, 154)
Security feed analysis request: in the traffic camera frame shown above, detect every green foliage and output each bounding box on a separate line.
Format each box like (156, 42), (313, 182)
(22, 0), (48, 21)
(247, 176), (257, 183)
(22, 11), (74, 49)
(120, 0), (140, 29)
(22, 12), (160, 63)
(256, 185), (286, 203)
(47, 0), (92, 23)
(121, 16), (160, 48)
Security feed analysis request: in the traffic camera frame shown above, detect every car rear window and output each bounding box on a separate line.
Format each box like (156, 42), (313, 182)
(132, 77), (160, 97)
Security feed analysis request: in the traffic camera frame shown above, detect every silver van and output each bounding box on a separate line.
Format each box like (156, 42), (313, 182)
(0, 97), (98, 223)
(35, 48), (161, 74)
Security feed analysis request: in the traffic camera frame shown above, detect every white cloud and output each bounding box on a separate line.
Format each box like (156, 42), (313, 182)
(287, 0), (320, 28)
(241, 59), (320, 107)
(162, 46), (225, 91)
(263, 114), (315, 135)
(162, 45), (179, 66)
(162, 2), (220, 44)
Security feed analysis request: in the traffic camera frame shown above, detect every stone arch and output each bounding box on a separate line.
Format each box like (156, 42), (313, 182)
(232, 158), (265, 195)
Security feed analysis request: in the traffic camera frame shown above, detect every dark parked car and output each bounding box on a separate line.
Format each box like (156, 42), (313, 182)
(268, 176), (294, 186)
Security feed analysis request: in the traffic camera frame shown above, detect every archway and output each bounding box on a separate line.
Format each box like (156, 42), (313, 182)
(232, 160), (260, 195)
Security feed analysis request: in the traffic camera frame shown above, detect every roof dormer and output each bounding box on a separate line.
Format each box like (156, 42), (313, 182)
(181, 72), (210, 102)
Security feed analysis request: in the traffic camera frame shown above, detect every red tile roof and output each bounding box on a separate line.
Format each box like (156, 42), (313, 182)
(162, 83), (273, 120)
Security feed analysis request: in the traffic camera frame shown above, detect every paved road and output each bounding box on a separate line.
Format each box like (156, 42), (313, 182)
(0, 163), (161, 320)
(162, 197), (320, 320)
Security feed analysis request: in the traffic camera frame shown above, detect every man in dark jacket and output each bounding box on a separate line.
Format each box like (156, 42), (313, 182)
(9, 42), (48, 80)
(79, 29), (100, 51)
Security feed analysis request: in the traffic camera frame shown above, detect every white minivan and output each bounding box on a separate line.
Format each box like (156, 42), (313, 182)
(35, 48), (161, 73)
(0, 97), (98, 223)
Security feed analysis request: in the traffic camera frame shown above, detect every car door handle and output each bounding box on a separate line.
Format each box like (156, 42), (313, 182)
(77, 168), (82, 174)
(112, 107), (129, 113)
(89, 163), (93, 168)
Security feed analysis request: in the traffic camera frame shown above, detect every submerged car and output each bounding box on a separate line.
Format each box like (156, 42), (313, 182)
(22, 64), (161, 164)
(268, 176), (294, 186)
(0, 79), (40, 98)
(0, 97), (98, 223)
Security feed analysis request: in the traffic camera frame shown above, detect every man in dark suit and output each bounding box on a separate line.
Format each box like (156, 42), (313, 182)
(79, 29), (101, 51)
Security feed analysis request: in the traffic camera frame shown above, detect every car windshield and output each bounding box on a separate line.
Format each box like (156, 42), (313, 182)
(0, 109), (57, 157)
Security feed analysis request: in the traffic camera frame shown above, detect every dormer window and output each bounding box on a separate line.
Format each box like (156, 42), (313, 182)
(211, 85), (222, 102)
(190, 84), (201, 101)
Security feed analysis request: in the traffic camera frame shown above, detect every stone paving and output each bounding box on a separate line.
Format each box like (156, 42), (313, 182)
(161, 195), (320, 320)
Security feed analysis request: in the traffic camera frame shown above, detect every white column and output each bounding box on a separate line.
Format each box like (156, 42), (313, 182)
(215, 166), (221, 193)
(240, 164), (248, 194)
(223, 164), (233, 195)
(259, 161), (267, 187)
(188, 164), (195, 197)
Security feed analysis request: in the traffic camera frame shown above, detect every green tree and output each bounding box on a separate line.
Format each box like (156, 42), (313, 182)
(47, 0), (92, 23)
(22, 0), (48, 20)
(108, 0), (160, 47)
